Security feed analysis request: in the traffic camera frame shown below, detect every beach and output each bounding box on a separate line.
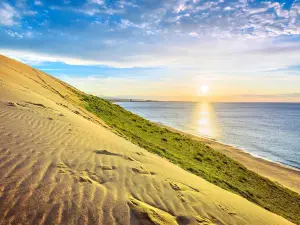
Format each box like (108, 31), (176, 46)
(2, 0), (300, 224)
(159, 123), (300, 194)
(0, 54), (299, 224)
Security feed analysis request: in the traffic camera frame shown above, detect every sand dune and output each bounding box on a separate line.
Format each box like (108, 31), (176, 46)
(0, 54), (295, 224)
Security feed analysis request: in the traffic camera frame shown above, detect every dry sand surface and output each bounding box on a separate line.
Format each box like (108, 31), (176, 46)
(0, 54), (295, 225)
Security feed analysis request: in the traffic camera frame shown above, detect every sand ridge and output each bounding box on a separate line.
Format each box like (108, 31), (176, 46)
(0, 54), (295, 224)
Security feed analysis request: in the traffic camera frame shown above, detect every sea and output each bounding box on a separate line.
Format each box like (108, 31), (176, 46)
(116, 102), (300, 170)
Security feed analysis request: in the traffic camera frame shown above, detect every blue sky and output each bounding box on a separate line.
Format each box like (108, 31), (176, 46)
(0, 0), (300, 101)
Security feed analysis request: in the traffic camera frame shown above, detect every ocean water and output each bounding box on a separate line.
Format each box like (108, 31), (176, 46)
(117, 102), (300, 169)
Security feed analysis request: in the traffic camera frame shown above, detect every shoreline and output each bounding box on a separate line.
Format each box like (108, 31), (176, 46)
(181, 129), (300, 171)
(157, 122), (300, 194)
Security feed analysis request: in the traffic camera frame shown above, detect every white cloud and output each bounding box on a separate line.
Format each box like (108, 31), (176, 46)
(189, 32), (199, 37)
(174, 0), (192, 13)
(50, 4), (119, 16)
(118, 1), (138, 8)
(88, 0), (104, 5)
(46, 0), (300, 39)
(175, 3), (187, 13)
(5, 30), (23, 39)
(1, 34), (300, 73)
(34, 0), (43, 6)
(0, 2), (37, 26)
(5, 30), (35, 39)
(224, 6), (233, 11)
(0, 3), (19, 26)
(195, 1), (220, 11)
(0, 49), (166, 68)
(119, 19), (148, 29)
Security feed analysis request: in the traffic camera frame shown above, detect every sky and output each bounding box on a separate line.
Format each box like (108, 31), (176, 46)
(0, 0), (300, 102)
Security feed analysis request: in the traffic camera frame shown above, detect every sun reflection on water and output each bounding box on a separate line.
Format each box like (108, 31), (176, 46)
(195, 102), (219, 139)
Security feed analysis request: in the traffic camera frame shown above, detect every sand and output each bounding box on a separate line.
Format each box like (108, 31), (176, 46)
(0, 54), (295, 225)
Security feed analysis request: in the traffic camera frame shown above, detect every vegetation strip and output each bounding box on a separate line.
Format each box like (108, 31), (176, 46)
(78, 94), (300, 224)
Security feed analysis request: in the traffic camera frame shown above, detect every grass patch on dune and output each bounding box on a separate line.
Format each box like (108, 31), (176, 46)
(79, 94), (300, 224)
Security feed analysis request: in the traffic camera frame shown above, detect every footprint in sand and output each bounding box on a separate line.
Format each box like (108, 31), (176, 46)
(218, 204), (237, 216)
(132, 167), (156, 175)
(0, 185), (4, 197)
(56, 102), (68, 108)
(73, 110), (80, 115)
(94, 149), (138, 163)
(25, 101), (47, 108)
(177, 215), (215, 225)
(7, 102), (17, 107)
(56, 162), (104, 185)
(168, 180), (201, 205)
(56, 162), (72, 174)
(94, 149), (121, 156)
(195, 215), (215, 225)
(135, 152), (144, 156)
(169, 180), (199, 192)
(78, 175), (93, 183)
(129, 196), (216, 225)
(128, 196), (178, 225)
(124, 155), (135, 161)
(177, 193), (186, 203)
(98, 165), (117, 170)
(132, 167), (150, 174)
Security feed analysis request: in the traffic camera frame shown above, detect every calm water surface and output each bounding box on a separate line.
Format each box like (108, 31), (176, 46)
(117, 102), (300, 169)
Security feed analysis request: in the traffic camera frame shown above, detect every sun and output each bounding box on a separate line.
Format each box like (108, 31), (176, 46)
(200, 85), (209, 96)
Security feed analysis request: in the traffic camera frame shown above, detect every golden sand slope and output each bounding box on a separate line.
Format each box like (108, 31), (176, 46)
(0, 55), (295, 225)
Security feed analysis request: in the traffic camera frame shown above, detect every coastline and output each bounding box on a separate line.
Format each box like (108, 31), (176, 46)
(157, 122), (300, 194)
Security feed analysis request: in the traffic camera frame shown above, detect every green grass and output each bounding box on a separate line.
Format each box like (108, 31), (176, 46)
(78, 94), (300, 224)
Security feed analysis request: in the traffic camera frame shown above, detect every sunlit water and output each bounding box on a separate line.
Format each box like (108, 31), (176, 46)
(117, 102), (300, 169)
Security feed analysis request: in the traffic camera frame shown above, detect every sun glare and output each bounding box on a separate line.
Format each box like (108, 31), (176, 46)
(200, 85), (209, 96)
